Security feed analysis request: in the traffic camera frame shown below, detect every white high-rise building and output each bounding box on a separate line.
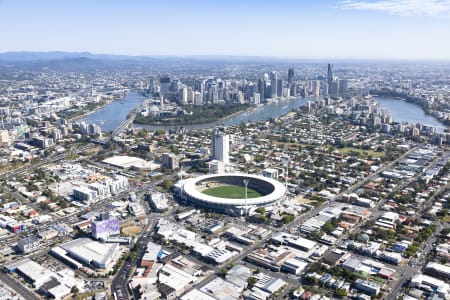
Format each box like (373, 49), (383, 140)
(312, 80), (321, 96)
(212, 132), (229, 163)
(254, 93), (261, 105)
(178, 86), (188, 105)
(194, 92), (203, 105)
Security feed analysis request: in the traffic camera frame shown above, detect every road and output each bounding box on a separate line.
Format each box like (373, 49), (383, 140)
(0, 273), (40, 300)
(387, 180), (450, 300)
(285, 145), (419, 233)
(184, 146), (423, 299)
(111, 212), (162, 300)
(111, 99), (149, 139)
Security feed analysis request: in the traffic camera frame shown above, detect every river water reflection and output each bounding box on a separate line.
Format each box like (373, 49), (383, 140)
(77, 92), (446, 133)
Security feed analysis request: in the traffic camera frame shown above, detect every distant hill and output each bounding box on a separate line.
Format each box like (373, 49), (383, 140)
(0, 52), (166, 72)
(0, 51), (348, 73)
(0, 51), (310, 63)
(0, 51), (138, 61)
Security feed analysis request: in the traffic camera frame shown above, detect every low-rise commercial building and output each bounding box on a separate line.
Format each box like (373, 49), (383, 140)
(354, 279), (381, 296)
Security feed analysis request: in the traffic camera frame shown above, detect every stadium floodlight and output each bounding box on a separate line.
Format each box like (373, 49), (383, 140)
(243, 179), (249, 216)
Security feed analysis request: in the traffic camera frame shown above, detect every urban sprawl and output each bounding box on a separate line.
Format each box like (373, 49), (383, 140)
(0, 60), (449, 300)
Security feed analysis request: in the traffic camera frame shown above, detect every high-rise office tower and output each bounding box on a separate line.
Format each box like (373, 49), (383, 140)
(258, 79), (265, 100)
(288, 68), (295, 87)
(290, 84), (297, 97)
(322, 81), (329, 96)
(160, 76), (171, 95)
(212, 132), (229, 163)
(327, 64), (333, 94)
(277, 79), (283, 97)
(169, 79), (180, 92)
(187, 87), (194, 104)
(208, 82), (218, 104)
(339, 79), (348, 94)
(270, 71), (277, 99)
(194, 79), (204, 93)
(331, 79), (340, 95)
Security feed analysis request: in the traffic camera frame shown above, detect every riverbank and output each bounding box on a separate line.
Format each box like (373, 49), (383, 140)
(134, 97), (310, 131)
(372, 89), (449, 126)
(69, 98), (114, 121)
(79, 92), (147, 132)
(133, 103), (252, 126)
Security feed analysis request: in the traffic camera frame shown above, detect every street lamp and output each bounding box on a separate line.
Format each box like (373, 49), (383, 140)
(243, 179), (249, 216)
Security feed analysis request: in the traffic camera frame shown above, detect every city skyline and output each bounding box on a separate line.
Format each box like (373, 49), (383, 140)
(1, 0), (450, 60)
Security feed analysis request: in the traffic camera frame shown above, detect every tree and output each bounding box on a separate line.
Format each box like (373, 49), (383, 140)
(321, 221), (335, 234)
(247, 277), (258, 289)
(71, 285), (79, 294)
(58, 199), (68, 209)
(313, 230), (324, 239)
(39, 202), (50, 211)
(158, 179), (174, 192)
(255, 207), (266, 215)
(282, 214), (295, 224)
(335, 289), (347, 298)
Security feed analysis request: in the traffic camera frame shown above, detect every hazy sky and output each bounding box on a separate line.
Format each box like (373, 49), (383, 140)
(1, 0), (450, 60)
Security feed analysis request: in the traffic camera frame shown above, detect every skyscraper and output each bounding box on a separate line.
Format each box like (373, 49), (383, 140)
(212, 132), (229, 163)
(178, 86), (188, 105)
(258, 79), (265, 100)
(331, 79), (340, 95)
(312, 80), (320, 96)
(327, 64), (333, 95)
(208, 82), (219, 104)
(277, 79), (283, 97)
(253, 93), (261, 105)
(160, 76), (171, 95)
(288, 68), (295, 87)
(339, 79), (348, 94)
(270, 71), (277, 99)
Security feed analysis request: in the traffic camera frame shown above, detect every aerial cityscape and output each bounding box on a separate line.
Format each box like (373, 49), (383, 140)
(0, 1), (449, 300)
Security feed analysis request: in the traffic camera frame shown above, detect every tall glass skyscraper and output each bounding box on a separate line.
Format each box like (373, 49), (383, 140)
(288, 68), (295, 87)
(270, 71), (277, 99)
(327, 64), (333, 95)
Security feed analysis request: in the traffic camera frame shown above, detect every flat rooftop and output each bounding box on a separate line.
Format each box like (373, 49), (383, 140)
(103, 155), (160, 170)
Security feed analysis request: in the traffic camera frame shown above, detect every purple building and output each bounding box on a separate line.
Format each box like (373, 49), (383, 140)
(91, 217), (120, 240)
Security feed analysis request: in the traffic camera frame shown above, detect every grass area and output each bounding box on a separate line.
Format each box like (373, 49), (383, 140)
(442, 215), (450, 223)
(122, 225), (142, 236)
(337, 147), (385, 158)
(202, 185), (263, 199)
(294, 195), (314, 204)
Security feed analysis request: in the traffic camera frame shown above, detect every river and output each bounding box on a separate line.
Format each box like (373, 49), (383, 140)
(78, 92), (446, 133)
(375, 96), (446, 133)
(76, 92), (145, 132)
(135, 97), (311, 131)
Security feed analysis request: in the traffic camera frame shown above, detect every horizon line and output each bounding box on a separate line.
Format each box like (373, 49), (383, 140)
(1, 50), (450, 62)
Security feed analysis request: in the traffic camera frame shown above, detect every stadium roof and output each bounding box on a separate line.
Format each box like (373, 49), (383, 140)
(182, 173), (286, 206)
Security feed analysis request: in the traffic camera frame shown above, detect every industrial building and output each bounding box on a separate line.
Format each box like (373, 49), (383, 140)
(51, 238), (119, 269)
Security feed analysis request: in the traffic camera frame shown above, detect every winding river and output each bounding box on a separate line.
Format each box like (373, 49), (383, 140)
(78, 92), (446, 133)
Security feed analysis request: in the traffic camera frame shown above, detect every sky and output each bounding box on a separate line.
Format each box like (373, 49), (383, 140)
(1, 0), (450, 60)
